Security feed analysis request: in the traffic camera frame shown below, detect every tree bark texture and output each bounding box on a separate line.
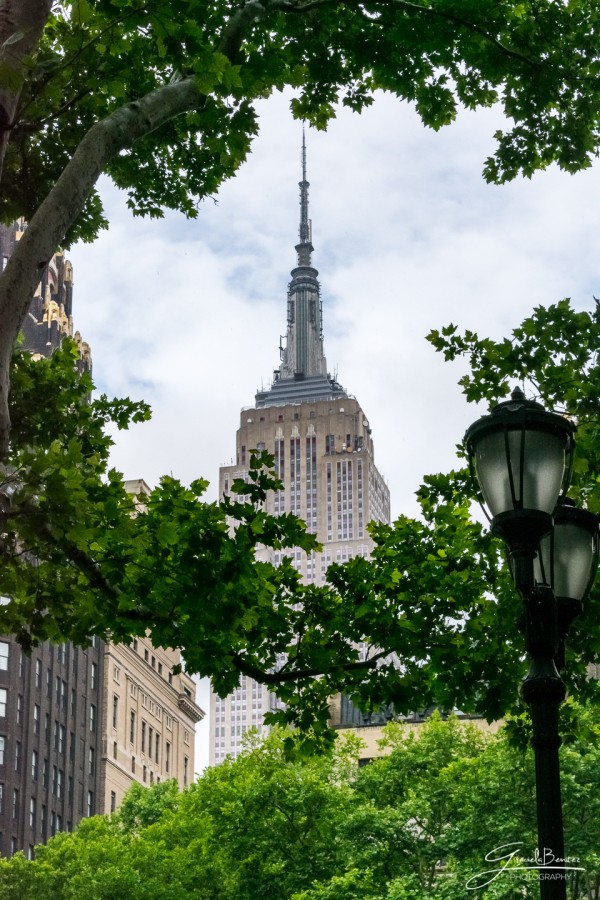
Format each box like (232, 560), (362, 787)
(0, 0), (52, 179)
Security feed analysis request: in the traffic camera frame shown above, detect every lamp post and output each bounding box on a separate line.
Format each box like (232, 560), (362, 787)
(465, 388), (599, 900)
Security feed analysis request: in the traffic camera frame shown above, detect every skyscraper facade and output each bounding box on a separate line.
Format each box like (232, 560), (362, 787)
(0, 226), (203, 856)
(210, 141), (390, 765)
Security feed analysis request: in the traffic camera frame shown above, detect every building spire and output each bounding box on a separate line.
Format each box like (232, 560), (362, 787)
(254, 133), (347, 407)
(296, 129), (314, 267)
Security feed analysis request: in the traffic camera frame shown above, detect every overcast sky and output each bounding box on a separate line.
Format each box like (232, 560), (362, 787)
(68, 89), (599, 768)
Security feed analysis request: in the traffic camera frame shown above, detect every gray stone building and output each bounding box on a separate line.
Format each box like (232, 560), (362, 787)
(211, 140), (390, 764)
(0, 228), (203, 856)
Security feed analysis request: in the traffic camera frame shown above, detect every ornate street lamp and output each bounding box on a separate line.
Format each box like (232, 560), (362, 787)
(466, 387), (575, 591)
(535, 500), (599, 671)
(466, 387), (598, 900)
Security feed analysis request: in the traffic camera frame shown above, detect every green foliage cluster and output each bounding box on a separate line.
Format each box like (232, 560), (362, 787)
(2, 713), (600, 898)
(5, 0), (600, 245)
(428, 298), (600, 688)
(0, 338), (534, 747)
(6, 292), (600, 746)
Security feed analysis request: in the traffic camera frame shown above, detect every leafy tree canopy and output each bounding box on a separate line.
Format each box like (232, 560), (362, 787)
(1, 0), (600, 452)
(2, 713), (600, 898)
(5, 293), (600, 747)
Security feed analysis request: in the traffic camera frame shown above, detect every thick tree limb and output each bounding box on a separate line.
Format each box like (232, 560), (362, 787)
(0, 0), (52, 178)
(0, 0), (272, 461)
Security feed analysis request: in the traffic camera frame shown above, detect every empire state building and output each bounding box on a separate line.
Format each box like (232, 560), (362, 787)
(210, 140), (390, 764)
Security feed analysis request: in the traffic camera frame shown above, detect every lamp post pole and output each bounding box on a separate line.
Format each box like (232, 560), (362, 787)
(521, 586), (567, 898)
(465, 388), (598, 900)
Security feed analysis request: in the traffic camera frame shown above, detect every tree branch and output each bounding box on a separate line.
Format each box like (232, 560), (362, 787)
(16, 500), (121, 601)
(0, 0), (52, 177)
(231, 647), (390, 685)
(381, 0), (541, 68)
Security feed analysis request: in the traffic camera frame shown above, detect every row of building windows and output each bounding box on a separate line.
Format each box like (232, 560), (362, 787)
(129, 641), (174, 684)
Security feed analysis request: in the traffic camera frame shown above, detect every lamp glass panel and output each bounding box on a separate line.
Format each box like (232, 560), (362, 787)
(536, 524), (595, 600)
(474, 428), (566, 517)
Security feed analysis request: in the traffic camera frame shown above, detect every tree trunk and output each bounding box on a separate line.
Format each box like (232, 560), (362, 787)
(0, 0), (52, 180)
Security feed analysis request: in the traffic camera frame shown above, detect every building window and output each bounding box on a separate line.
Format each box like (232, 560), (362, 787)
(35, 659), (41, 688)
(46, 669), (51, 698)
(87, 791), (94, 817)
(131, 756), (135, 774)
(158, 663), (162, 676)
(155, 733), (159, 765)
(42, 758), (48, 787)
(29, 797), (36, 828)
(142, 765), (147, 783)
(89, 704), (96, 732)
(57, 770), (63, 800)
(88, 747), (94, 775)
(0, 642), (8, 670)
(110, 791), (116, 813)
(112, 694), (119, 728)
(148, 726), (153, 761)
(130, 711), (136, 744)
(141, 721), (146, 754)
(113, 665), (120, 683)
(16, 695), (22, 724)
(183, 756), (189, 787)
(31, 750), (38, 781)
(113, 741), (117, 760)
(12, 788), (18, 819)
(0, 689), (7, 718)
(14, 741), (20, 773)
(184, 730), (190, 745)
(33, 704), (40, 735)
(0, 735), (5, 765)
(165, 742), (170, 774)
(0, 782), (3, 813)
